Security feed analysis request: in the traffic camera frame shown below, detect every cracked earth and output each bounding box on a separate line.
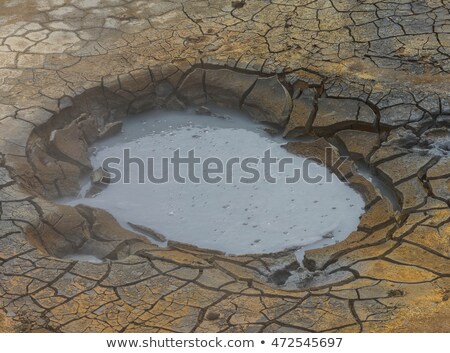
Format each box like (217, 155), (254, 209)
(0, 0), (449, 332)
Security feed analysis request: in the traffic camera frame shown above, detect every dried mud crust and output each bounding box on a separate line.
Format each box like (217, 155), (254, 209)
(0, 0), (449, 333)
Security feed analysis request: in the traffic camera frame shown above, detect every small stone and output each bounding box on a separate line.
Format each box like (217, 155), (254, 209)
(90, 167), (112, 185)
(205, 312), (220, 321)
(177, 68), (206, 105)
(118, 14), (138, 21)
(127, 222), (167, 242)
(98, 121), (123, 139)
(231, 0), (246, 9)
(388, 289), (404, 297)
(37, 203), (92, 257)
(284, 138), (342, 171)
(347, 175), (381, 207)
(283, 88), (316, 137)
(49, 121), (91, 169)
(205, 69), (257, 108)
(395, 177), (428, 212)
(85, 184), (106, 198)
(242, 75), (292, 126)
(76, 114), (98, 144)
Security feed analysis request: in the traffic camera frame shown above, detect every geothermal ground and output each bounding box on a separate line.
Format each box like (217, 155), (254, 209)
(0, 0), (449, 332)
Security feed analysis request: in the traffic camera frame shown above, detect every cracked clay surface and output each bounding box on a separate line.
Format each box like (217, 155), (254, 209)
(0, 0), (449, 332)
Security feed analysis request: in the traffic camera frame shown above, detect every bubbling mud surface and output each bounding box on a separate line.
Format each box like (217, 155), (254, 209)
(64, 108), (365, 256)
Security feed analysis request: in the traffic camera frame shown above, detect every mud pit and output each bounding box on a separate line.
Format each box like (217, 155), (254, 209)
(0, 0), (449, 333)
(64, 108), (365, 258)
